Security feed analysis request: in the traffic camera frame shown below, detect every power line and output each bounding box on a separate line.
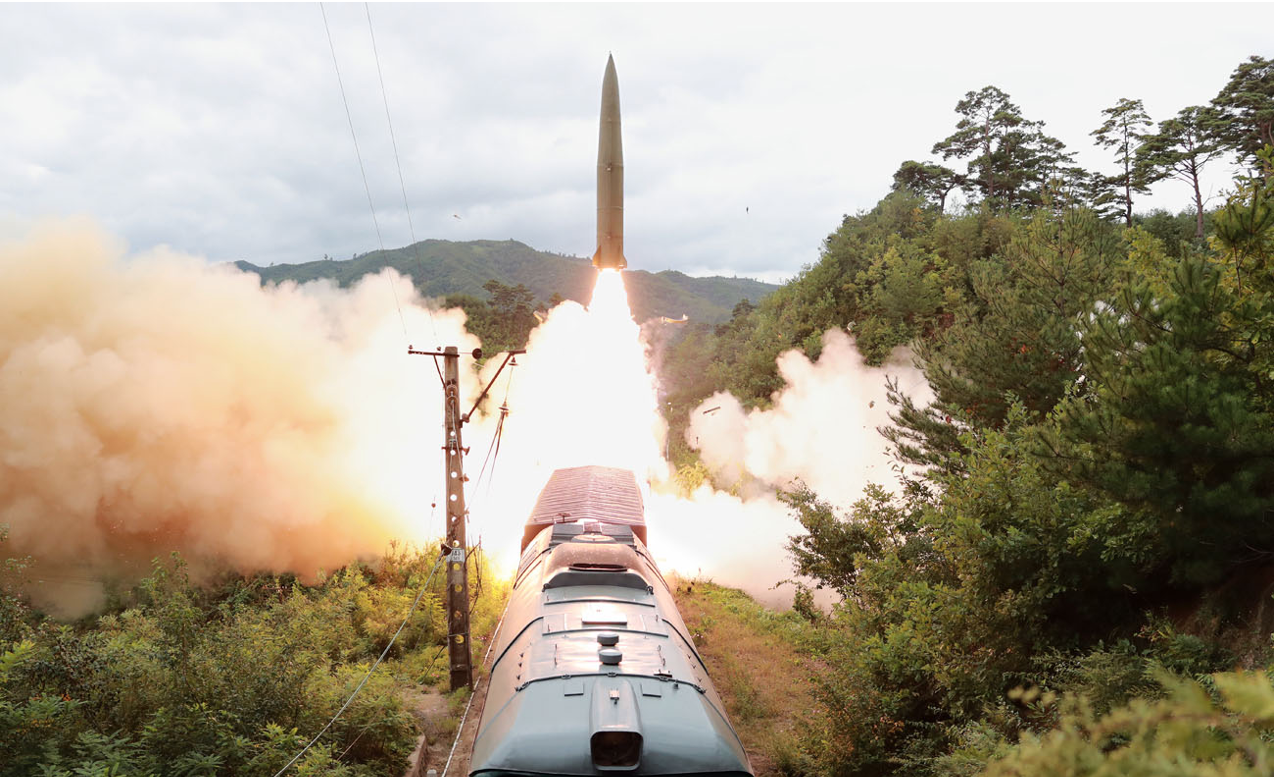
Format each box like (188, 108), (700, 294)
(319, 1), (409, 343)
(467, 358), (516, 541)
(364, 2), (440, 345)
(275, 551), (446, 776)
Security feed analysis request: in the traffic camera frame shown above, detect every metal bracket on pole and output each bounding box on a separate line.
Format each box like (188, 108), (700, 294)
(408, 344), (525, 692)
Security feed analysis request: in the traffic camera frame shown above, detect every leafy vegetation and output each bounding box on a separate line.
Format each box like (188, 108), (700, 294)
(0, 534), (507, 776)
(986, 670), (1273, 776)
(656, 54), (1273, 776)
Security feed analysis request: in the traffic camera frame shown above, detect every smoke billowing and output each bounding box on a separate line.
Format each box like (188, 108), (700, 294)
(689, 330), (929, 507)
(646, 330), (930, 608)
(0, 219), (472, 615)
(2, 219), (930, 617)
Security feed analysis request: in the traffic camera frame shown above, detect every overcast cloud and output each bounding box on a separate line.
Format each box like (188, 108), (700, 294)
(2, 2), (1271, 281)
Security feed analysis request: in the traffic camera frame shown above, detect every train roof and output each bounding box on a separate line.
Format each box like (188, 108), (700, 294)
(522, 465), (647, 550)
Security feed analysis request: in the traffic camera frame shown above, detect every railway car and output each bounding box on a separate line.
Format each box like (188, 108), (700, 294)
(469, 465), (752, 776)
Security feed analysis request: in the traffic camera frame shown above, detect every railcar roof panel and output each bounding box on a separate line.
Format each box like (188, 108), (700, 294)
(529, 465), (645, 526)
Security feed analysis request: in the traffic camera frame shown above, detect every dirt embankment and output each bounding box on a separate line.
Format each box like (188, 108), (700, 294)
(402, 669), (491, 776)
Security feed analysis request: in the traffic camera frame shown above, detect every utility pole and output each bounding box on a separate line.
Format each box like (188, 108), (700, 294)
(440, 346), (471, 691)
(410, 344), (523, 691)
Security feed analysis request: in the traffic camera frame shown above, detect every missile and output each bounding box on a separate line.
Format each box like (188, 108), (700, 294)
(592, 54), (626, 270)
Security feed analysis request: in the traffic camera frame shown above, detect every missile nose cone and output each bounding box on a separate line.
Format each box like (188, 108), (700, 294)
(593, 54), (626, 270)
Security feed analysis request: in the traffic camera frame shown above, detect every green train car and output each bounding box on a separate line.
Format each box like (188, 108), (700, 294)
(469, 465), (752, 776)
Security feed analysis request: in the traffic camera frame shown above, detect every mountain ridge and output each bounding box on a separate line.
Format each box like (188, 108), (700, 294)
(235, 238), (778, 324)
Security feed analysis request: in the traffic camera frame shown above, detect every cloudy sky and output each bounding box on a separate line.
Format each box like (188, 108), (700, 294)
(2, 2), (1271, 282)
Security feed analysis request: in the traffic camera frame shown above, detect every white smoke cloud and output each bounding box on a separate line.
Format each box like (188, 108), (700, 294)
(688, 329), (929, 508)
(643, 329), (931, 608)
(0, 218), (476, 616)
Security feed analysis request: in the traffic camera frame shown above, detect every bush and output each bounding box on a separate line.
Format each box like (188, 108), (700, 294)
(0, 540), (502, 776)
(987, 670), (1274, 776)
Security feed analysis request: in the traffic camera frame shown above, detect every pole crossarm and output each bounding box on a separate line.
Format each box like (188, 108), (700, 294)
(406, 344), (524, 691)
(463, 350), (525, 423)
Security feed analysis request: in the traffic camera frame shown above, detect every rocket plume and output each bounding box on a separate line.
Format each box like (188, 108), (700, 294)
(470, 280), (931, 611)
(464, 269), (666, 568)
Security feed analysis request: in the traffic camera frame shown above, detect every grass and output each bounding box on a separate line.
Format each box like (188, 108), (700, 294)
(671, 576), (834, 776)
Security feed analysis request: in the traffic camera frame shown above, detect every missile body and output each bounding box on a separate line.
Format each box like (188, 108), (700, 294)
(593, 55), (626, 270)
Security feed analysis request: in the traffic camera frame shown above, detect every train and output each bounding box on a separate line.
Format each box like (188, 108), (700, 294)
(468, 465), (752, 776)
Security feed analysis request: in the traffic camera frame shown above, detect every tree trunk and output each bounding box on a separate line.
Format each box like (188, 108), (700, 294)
(1123, 153), (1133, 226)
(1192, 165), (1204, 240)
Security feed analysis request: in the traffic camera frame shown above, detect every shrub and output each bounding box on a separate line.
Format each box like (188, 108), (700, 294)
(987, 670), (1274, 776)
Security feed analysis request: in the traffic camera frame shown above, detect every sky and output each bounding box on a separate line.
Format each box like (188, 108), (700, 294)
(1, 2), (1271, 283)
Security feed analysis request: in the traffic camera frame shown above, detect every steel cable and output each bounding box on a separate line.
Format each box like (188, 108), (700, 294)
(275, 551), (446, 776)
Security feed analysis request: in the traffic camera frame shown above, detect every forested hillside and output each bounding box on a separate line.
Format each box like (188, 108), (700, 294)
(657, 54), (1274, 774)
(236, 239), (776, 338)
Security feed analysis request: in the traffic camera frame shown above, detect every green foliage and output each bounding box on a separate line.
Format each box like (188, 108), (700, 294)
(649, 65), (1274, 779)
(892, 160), (965, 213)
(1210, 56), (1274, 173)
(0, 525), (32, 644)
(656, 324), (726, 466)
(1039, 208), (1273, 585)
(770, 164), (1269, 773)
(1134, 207), (1213, 258)
(0, 541), (507, 776)
(987, 670), (1274, 776)
(931, 86), (1078, 211)
(676, 189), (972, 412)
(889, 208), (1121, 476)
(447, 279), (539, 353)
(784, 483), (930, 602)
(1136, 105), (1228, 238)
(237, 239), (776, 328)
(1091, 97), (1154, 224)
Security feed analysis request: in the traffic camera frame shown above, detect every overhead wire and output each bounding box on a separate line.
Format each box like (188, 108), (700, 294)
(307, 10), (507, 778)
(319, 2), (409, 344)
(364, 2), (441, 345)
(275, 551), (447, 776)
(314, 15), (519, 774)
(466, 357), (516, 553)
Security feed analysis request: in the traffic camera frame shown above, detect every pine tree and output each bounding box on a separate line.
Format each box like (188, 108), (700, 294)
(1040, 186), (1273, 585)
(1092, 98), (1154, 225)
(1136, 106), (1226, 240)
(1210, 55), (1274, 175)
(933, 86), (1074, 211)
(884, 209), (1119, 471)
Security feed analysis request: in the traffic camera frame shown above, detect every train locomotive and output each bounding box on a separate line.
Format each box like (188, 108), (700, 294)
(468, 465), (752, 776)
